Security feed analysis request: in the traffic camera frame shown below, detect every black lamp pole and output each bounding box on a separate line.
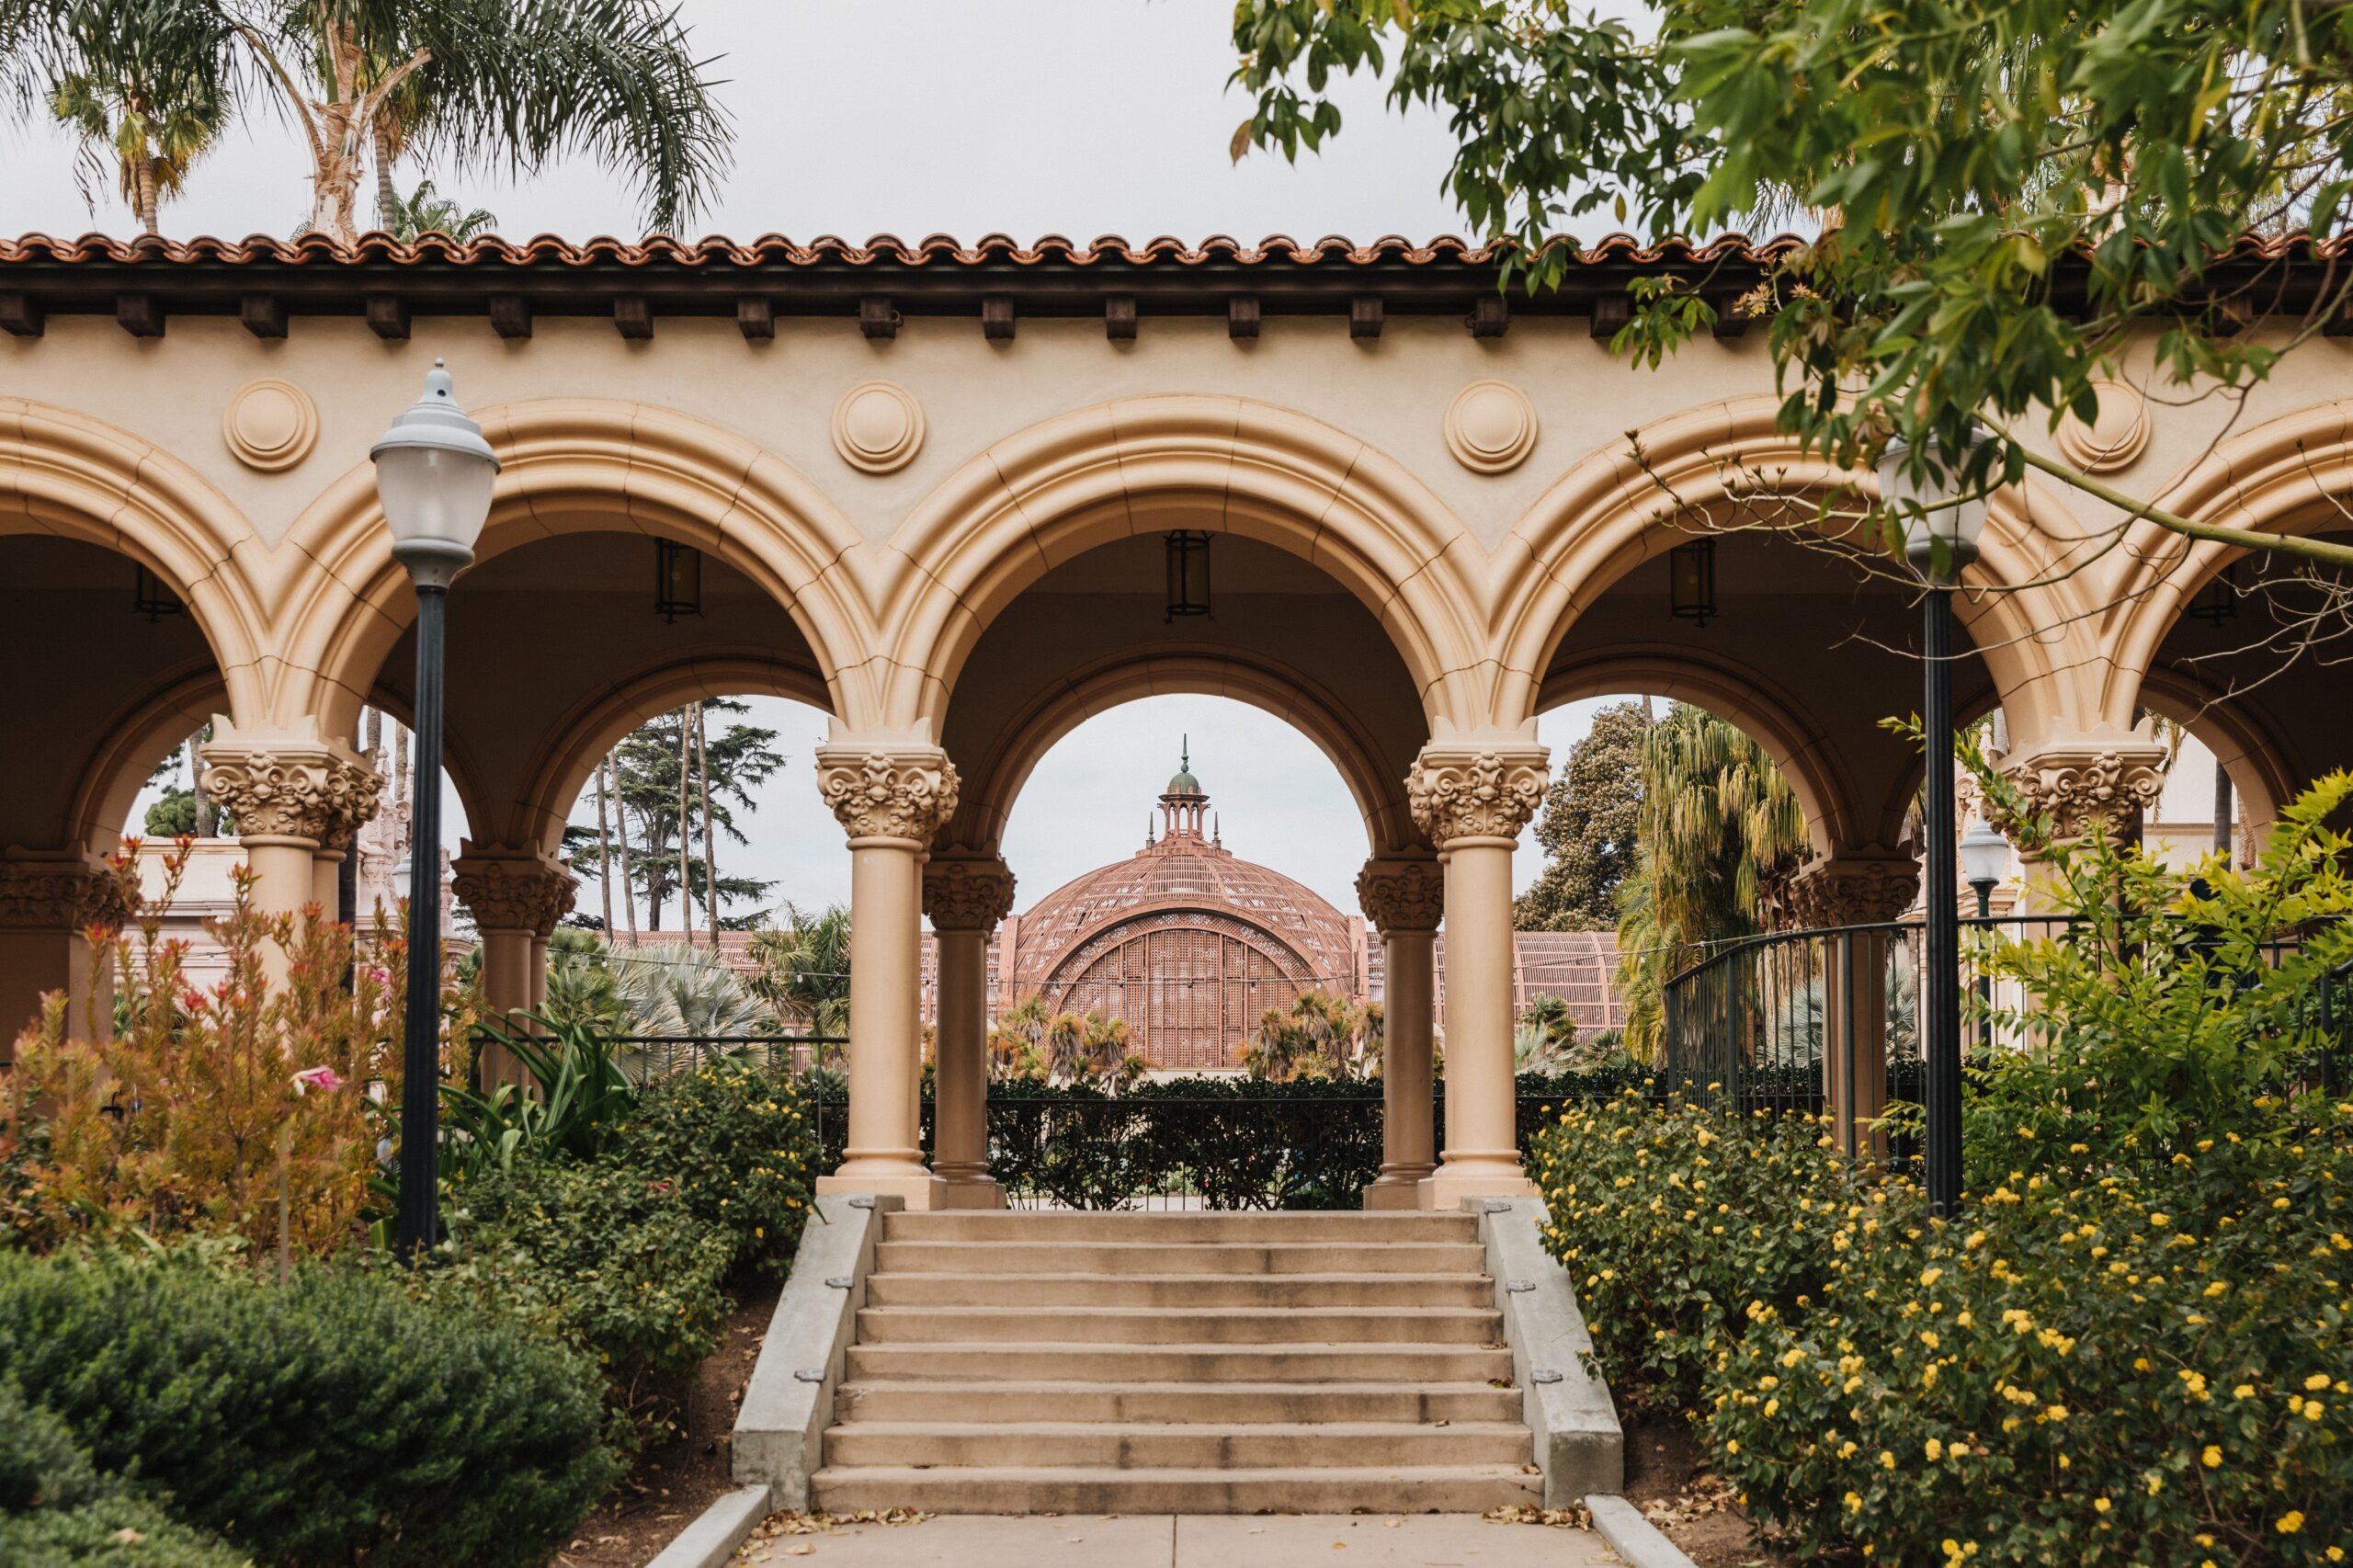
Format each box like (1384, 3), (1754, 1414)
(1970, 875), (1995, 1053)
(1920, 584), (1964, 1217)
(396, 584), (447, 1255)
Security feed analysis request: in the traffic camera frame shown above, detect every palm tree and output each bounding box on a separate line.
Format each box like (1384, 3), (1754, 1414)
(608, 940), (768, 1039)
(381, 176), (494, 240)
(1042, 1011), (1086, 1086)
(1613, 703), (1811, 1062)
(747, 903), (851, 1039)
(1080, 1008), (1131, 1080)
(223, 0), (732, 244)
(29, 0), (232, 233)
(540, 926), (622, 1034)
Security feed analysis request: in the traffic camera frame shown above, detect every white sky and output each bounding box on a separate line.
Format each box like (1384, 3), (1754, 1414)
(71, 0), (1631, 919)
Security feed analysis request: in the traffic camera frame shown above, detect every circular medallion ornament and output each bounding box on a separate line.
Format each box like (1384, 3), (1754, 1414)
(221, 378), (320, 472)
(1442, 380), (1539, 474)
(830, 381), (926, 474)
(2053, 378), (2150, 473)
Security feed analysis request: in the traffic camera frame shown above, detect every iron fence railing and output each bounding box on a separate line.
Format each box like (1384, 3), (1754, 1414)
(1658, 918), (2345, 1131)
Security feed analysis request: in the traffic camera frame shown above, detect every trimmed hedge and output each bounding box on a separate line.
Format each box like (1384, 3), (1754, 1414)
(0, 1380), (248, 1567)
(619, 1060), (819, 1278)
(0, 1253), (617, 1568)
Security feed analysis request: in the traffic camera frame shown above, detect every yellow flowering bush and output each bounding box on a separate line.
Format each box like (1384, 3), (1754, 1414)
(1535, 1087), (1880, 1412)
(1707, 1119), (2350, 1564)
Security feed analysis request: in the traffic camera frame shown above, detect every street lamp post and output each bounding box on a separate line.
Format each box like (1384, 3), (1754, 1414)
(1960, 818), (2008, 1054)
(1879, 430), (1990, 1218)
(372, 360), (499, 1256)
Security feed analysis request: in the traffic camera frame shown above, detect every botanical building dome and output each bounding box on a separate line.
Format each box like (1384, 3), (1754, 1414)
(1006, 752), (1360, 1071)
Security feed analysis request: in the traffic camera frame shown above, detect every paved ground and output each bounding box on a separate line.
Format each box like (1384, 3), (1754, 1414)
(731, 1513), (1620, 1566)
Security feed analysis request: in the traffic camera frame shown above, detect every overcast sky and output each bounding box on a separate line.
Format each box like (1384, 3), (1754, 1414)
(63, 1), (1629, 920)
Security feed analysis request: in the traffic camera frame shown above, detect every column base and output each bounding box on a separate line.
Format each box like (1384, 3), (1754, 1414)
(816, 1170), (945, 1210)
(934, 1176), (1007, 1210)
(1417, 1154), (1535, 1210)
(1361, 1166), (1436, 1210)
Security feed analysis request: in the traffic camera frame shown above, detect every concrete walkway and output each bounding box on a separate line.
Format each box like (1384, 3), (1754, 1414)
(730, 1513), (1620, 1566)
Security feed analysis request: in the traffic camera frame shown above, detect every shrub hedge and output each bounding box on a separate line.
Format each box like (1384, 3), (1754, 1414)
(0, 1380), (249, 1568)
(618, 1060), (819, 1277)
(0, 1252), (618, 1568)
(1532, 1095), (2353, 1564)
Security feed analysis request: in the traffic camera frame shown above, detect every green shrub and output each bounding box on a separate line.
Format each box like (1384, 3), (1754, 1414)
(1708, 1122), (2351, 1565)
(0, 1495), (253, 1568)
(437, 1153), (733, 1399)
(0, 1252), (617, 1568)
(1533, 1088), (1881, 1413)
(618, 1060), (819, 1278)
(0, 1378), (102, 1513)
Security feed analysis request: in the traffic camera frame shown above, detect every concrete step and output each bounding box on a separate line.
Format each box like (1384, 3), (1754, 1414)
(820, 1419), (1533, 1469)
(855, 1304), (1504, 1346)
(843, 1341), (1515, 1384)
(861, 1270), (1493, 1309)
(872, 1240), (1490, 1276)
(808, 1463), (1543, 1516)
(835, 1379), (1526, 1426)
(883, 1211), (1477, 1244)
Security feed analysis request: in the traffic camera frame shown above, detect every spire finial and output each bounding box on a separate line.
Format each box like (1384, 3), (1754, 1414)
(1181, 734), (1189, 772)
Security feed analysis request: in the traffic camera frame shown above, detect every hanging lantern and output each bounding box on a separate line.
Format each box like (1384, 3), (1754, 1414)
(654, 539), (702, 622)
(1164, 529), (1211, 621)
(1669, 538), (1717, 626)
(133, 562), (183, 621)
(2187, 561), (2240, 625)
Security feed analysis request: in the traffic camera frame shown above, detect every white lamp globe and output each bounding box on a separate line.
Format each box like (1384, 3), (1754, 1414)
(1878, 427), (1991, 583)
(1958, 817), (2009, 889)
(370, 359), (499, 588)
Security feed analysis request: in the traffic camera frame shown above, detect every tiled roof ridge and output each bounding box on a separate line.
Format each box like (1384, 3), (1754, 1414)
(0, 230), (1813, 267)
(3, 227), (2342, 268)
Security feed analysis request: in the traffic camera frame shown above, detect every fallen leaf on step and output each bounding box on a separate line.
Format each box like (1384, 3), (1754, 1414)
(1433, 1419), (1450, 1427)
(1382, 1519), (1403, 1528)
(785, 1546), (815, 1557)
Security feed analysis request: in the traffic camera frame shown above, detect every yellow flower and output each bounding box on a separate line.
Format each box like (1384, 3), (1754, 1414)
(1845, 1491), (1862, 1512)
(2308, 1373), (2333, 1392)
(2201, 1446), (2222, 1469)
(2234, 1384), (2256, 1399)
(1925, 1438), (1944, 1461)
(2093, 1497), (2111, 1515)
(2277, 1511), (2305, 1535)
(1880, 1450), (1896, 1470)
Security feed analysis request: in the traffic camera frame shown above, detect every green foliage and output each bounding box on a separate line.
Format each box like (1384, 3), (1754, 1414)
(1615, 703), (1809, 1062)
(749, 903), (850, 1039)
(383, 176), (494, 239)
(434, 1156), (732, 1410)
(540, 927), (624, 1034)
(617, 1060), (818, 1279)
(1961, 765), (2353, 1180)
(0, 1379), (249, 1567)
(141, 785), (197, 837)
(587, 701), (784, 930)
(1534, 1090), (1873, 1413)
(443, 1013), (637, 1179)
(608, 942), (772, 1038)
(0, 1251), (616, 1568)
(1231, 0), (2353, 574)
(1243, 990), (1370, 1081)
(1518, 699), (1652, 930)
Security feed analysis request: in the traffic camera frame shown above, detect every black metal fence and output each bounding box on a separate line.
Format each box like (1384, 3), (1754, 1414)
(1659, 918), (2347, 1131)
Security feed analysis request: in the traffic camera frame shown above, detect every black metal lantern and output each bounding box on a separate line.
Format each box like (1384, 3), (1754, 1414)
(133, 562), (183, 621)
(1165, 529), (1211, 621)
(655, 539), (702, 622)
(2187, 561), (2240, 624)
(1668, 538), (1717, 626)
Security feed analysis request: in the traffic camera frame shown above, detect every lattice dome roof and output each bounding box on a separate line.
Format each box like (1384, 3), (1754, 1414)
(1008, 758), (1358, 1000)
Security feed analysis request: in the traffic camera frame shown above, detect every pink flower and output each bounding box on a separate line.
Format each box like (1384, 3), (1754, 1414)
(291, 1066), (345, 1096)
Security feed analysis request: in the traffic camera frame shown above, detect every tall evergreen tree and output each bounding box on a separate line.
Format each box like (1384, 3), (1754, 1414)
(564, 699), (782, 931)
(1517, 699), (1653, 931)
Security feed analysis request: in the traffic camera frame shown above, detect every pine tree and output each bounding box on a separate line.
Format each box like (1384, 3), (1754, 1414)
(1517, 700), (1652, 930)
(564, 699), (783, 930)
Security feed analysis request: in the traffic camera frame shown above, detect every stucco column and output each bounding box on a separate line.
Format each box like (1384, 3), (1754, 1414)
(452, 848), (577, 1088)
(1358, 855), (1444, 1210)
(923, 852), (1017, 1210)
(199, 728), (381, 983)
(1996, 744), (2168, 914)
(813, 745), (961, 1209)
(1785, 852), (1920, 1160)
(0, 853), (126, 1057)
(1408, 743), (1547, 1208)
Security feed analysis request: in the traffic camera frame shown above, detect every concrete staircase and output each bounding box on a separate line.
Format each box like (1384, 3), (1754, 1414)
(809, 1210), (1543, 1514)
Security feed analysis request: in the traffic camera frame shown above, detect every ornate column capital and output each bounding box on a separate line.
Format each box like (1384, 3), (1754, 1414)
(1405, 744), (1548, 846)
(199, 733), (381, 848)
(450, 851), (579, 937)
(0, 852), (126, 933)
(815, 745), (961, 846)
(1780, 852), (1920, 929)
(1356, 855), (1445, 935)
(1999, 745), (2168, 843)
(922, 853), (1016, 933)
